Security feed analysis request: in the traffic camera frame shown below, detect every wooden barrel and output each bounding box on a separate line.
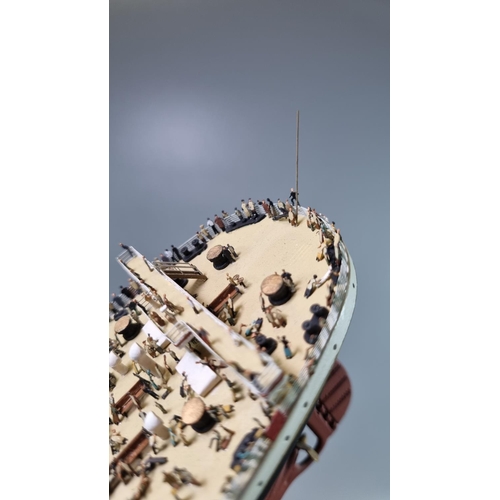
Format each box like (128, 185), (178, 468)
(261, 274), (292, 305)
(114, 315), (141, 341)
(181, 397), (216, 433)
(115, 316), (130, 334)
(206, 245), (231, 270)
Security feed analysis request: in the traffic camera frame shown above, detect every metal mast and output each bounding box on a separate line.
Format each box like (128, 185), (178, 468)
(295, 110), (299, 222)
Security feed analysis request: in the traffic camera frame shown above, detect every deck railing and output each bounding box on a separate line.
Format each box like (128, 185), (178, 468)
(278, 236), (351, 413)
(175, 203), (272, 254)
(222, 211), (353, 499)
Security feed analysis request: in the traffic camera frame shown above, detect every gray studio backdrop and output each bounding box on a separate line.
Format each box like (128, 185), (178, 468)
(110, 1), (389, 499)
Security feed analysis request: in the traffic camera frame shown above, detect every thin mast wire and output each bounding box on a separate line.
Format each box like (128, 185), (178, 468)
(295, 110), (299, 222)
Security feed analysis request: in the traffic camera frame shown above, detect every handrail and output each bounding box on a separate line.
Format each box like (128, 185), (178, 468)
(222, 212), (354, 499)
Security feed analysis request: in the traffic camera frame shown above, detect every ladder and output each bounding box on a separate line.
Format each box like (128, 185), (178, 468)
(153, 261), (208, 282)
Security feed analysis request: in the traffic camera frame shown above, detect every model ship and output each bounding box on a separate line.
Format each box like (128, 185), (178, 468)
(109, 191), (357, 500)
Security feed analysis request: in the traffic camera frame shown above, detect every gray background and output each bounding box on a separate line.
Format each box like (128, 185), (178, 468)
(110, 0), (389, 498)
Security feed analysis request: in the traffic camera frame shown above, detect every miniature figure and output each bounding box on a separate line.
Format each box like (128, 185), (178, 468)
(129, 472), (151, 500)
(195, 356), (212, 368)
(220, 475), (234, 494)
(228, 361), (260, 384)
(196, 327), (212, 347)
(208, 358), (227, 372)
(239, 318), (263, 338)
(138, 455), (168, 475)
(143, 340), (157, 358)
(281, 269), (296, 293)
(289, 187), (298, 204)
(161, 386), (173, 399)
(109, 393), (122, 425)
(260, 199), (271, 217)
(304, 275), (319, 298)
(219, 425), (236, 450)
(220, 305), (236, 326)
(240, 200), (251, 218)
(146, 369), (161, 391)
(264, 305), (287, 328)
(253, 417), (266, 429)
(178, 429), (191, 447)
(154, 402), (168, 414)
(139, 381), (160, 400)
(115, 459), (137, 484)
(163, 247), (174, 261)
(186, 296), (202, 314)
(170, 244), (182, 261)
(149, 310), (167, 328)
(109, 338), (126, 356)
(132, 360), (142, 375)
(233, 274), (247, 288)
(214, 214), (226, 232)
(226, 273), (244, 290)
(109, 428), (128, 450)
(129, 308), (142, 324)
(109, 437), (120, 455)
(259, 292), (266, 311)
(277, 335), (293, 359)
(296, 434), (319, 461)
(167, 425), (179, 447)
(128, 278), (143, 294)
(170, 414), (187, 431)
(276, 198), (286, 214)
(148, 334), (165, 356)
(149, 433), (160, 454)
(195, 231), (207, 243)
(163, 471), (182, 489)
(109, 372), (117, 391)
(247, 198), (257, 216)
(162, 354), (174, 375)
(221, 245), (235, 263)
(306, 207), (315, 231)
(217, 404), (235, 419)
(209, 429), (221, 451)
(266, 198), (278, 217)
(234, 207), (246, 220)
(207, 217), (221, 236)
(128, 298), (148, 315)
(207, 405), (221, 423)
(173, 467), (202, 486)
(128, 393), (142, 411)
(304, 346), (317, 375)
(333, 227), (341, 260)
(260, 401), (275, 420)
(165, 346), (180, 363)
(120, 284), (135, 300)
(226, 243), (238, 259)
(199, 224), (212, 240)
(226, 294), (236, 318)
(288, 206), (298, 226)
(248, 390), (259, 401)
(119, 242), (135, 258)
(221, 373), (242, 402)
(111, 292), (126, 309)
(162, 295), (184, 314)
(180, 373), (194, 399)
